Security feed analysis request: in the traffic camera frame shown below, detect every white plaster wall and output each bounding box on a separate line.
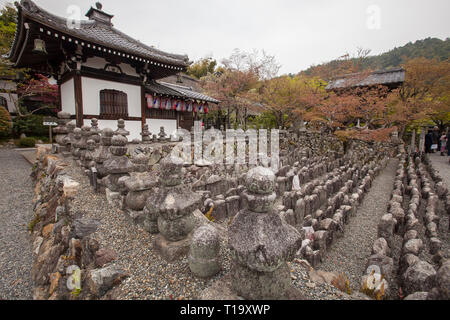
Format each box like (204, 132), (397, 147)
(83, 57), (139, 77)
(97, 119), (142, 141)
(81, 77), (141, 117)
(61, 78), (76, 115)
(0, 92), (18, 113)
(146, 118), (177, 137)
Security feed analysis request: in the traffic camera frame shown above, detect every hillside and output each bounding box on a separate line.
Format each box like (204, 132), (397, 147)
(301, 37), (450, 80)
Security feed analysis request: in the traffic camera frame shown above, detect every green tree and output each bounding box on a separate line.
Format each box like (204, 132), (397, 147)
(186, 57), (217, 79)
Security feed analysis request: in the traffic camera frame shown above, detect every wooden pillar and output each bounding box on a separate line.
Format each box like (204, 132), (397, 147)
(74, 73), (84, 127)
(141, 85), (146, 131)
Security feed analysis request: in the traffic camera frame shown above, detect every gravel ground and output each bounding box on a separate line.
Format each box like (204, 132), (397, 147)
(67, 159), (359, 300)
(317, 158), (398, 293)
(0, 149), (34, 300)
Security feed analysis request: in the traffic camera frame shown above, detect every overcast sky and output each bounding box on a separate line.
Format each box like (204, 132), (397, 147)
(14, 0), (450, 75)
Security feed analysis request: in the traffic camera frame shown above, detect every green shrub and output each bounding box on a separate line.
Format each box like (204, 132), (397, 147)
(12, 114), (48, 137)
(17, 137), (36, 148)
(0, 106), (12, 138)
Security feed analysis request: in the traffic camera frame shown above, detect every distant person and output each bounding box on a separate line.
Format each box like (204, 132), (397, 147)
(447, 131), (450, 163)
(440, 133), (447, 156)
(432, 126), (440, 153)
(425, 130), (433, 153)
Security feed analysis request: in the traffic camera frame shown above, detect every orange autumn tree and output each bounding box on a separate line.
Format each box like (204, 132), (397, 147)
(396, 57), (450, 134)
(200, 49), (280, 128)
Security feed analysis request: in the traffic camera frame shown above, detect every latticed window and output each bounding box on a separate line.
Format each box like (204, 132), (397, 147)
(99, 89), (128, 117)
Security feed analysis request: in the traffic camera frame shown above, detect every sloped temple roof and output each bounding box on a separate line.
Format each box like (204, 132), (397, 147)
(7, 0), (219, 104)
(8, 0), (189, 71)
(145, 81), (219, 104)
(325, 68), (406, 90)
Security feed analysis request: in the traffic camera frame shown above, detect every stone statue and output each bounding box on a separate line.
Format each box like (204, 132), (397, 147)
(228, 166), (302, 299)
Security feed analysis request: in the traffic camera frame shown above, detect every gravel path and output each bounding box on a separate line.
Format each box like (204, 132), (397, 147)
(0, 149), (34, 300)
(317, 158), (398, 292)
(428, 153), (450, 190)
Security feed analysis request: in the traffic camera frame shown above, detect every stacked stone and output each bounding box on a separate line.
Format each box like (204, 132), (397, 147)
(140, 124), (152, 144)
(158, 126), (168, 141)
(90, 118), (101, 144)
(395, 152), (434, 298)
(101, 134), (133, 197)
(144, 156), (202, 261)
(94, 128), (114, 180)
(77, 125), (91, 166)
(62, 121), (76, 152)
(52, 111), (71, 154)
(228, 167), (302, 300)
(71, 128), (83, 160)
(188, 224), (221, 278)
(122, 153), (158, 224)
(82, 140), (96, 170)
(115, 119), (130, 138)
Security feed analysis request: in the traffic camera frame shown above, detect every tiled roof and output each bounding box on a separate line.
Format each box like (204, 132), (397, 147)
(325, 68), (405, 90)
(11, 0), (190, 67)
(160, 82), (220, 104)
(145, 81), (220, 104)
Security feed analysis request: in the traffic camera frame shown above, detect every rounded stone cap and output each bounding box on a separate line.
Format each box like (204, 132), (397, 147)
(67, 122), (76, 129)
(102, 128), (114, 137)
(73, 128), (82, 136)
(111, 134), (127, 146)
(246, 167), (275, 195)
(160, 155), (183, 173)
(57, 111), (71, 119)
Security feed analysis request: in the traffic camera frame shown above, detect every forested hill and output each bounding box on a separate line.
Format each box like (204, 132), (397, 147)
(301, 37), (450, 79)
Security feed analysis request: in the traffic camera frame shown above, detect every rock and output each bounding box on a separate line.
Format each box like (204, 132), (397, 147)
(429, 238), (442, 255)
(49, 272), (61, 296)
(402, 260), (436, 295)
(33, 236), (44, 255)
(188, 225), (221, 278)
(399, 253), (420, 276)
(403, 230), (418, 244)
(435, 260), (450, 299)
(377, 214), (396, 247)
(372, 238), (391, 256)
(365, 254), (394, 278)
(42, 223), (54, 238)
(72, 217), (100, 239)
(403, 238), (424, 256)
(403, 292), (429, 300)
(95, 248), (117, 268)
(88, 265), (128, 297)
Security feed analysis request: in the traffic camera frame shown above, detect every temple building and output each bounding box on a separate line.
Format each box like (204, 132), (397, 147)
(325, 68), (406, 92)
(7, 0), (219, 139)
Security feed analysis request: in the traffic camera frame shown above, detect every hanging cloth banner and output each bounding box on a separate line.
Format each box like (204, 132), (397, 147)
(176, 100), (182, 112)
(197, 102), (203, 113)
(203, 103), (208, 114)
(165, 98), (172, 110)
(193, 102), (199, 113)
(153, 96), (160, 109)
(180, 100), (186, 112)
(186, 101), (193, 112)
(146, 94), (153, 108)
(173, 99), (179, 111)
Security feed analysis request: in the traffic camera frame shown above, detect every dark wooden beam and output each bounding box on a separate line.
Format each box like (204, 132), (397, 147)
(74, 72), (84, 127)
(141, 84), (146, 131)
